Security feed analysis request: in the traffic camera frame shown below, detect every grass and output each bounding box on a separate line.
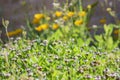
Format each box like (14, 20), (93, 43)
(0, 0), (120, 80)
(0, 37), (120, 80)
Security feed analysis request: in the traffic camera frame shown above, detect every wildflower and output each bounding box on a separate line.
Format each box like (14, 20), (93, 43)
(85, 74), (92, 79)
(67, 11), (75, 17)
(99, 18), (106, 24)
(2, 19), (9, 28)
(57, 65), (62, 70)
(48, 59), (53, 63)
(34, 13), (44, 20)
(94, 76), (101, 80)
(52, 23), (59, 30)
(12, 57), (17, 61)
(28, 72), (33, 77)
(74, 19), (83, 26)
(15, 29), (23, 34)
(43, 40), (48, 46)
(64, 59), (70, 63)
(32, 13), (44, 24)
(35, 24), (49, 31)
(54, 55), (59, 60)
(32, 18), (39, 24)
(108, 72), (117, 78)
(58, 40), (62, 44)
(113, 29), (120, 34)
(78, 11), (86, 17)
(16, 37), (21, 40)
(90, 61), (100, 66)
(7, 29), (23, 37)
(92, 25), (98, 28)
(63, 16), (68, 21)
(78, 67), (84, 74)
(53, 2), (60, 8)
(4, 73), (11, 77)
(87, 5), (91, 9)
(55, 11), (62, 17)
(37, 66), (42, 71)
(54, 19), (64, 25)
(106, 8), (112, 12)
(41, 24), (49, 30)
(35, 26), (43, 32)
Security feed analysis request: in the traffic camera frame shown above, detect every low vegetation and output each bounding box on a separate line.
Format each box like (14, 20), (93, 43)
(0, 0), (120, 80)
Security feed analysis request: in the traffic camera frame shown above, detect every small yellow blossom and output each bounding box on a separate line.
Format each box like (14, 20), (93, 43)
(114, 29), (120, 34)
(32, 18), (39, 24)
(7, 29), (23, 37)
(106, 8), (112, 12)
(41, 24), (49, 30)
(78, 11), (86, 17)
(74, 19), (83, 26)
(35, 24), (49, 31)
(34, 13), (44, 20)
(52, 23), (59, 30)
(87, 5), (91, 9)
(15, 29), (22, 33)
(63, 16), (68, 21)
(55, 11), (62, 17)
(35, 26), (43, 32)
(99, 18), (106, 24)
(67, 11), (75, 17)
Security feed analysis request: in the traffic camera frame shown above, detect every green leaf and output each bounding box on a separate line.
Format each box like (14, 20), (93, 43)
(48, 29), (63, 40)
(77, 38), (84, 47)
(106, 37), (113, 49)
(30, 56), (38, 63)
(104, 24), (113, 36)
(94, 35), (103, 42)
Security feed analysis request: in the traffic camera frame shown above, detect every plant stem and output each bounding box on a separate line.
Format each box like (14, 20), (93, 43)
(5, 28), (10, 42)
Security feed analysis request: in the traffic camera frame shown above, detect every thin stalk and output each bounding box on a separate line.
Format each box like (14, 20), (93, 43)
(5, 52), (10, 67)
(79, 0), (83, 11)
(5, 28), (10, 42)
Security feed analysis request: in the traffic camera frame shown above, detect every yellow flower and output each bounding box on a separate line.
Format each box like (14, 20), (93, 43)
(74, 19), (83, 26)
(99, 18), (106, 24)
(87, 5), (91, 9)
(106, 8), (112, 12)
(35, 26), (43, 32)
(78, 11), (86, 17)
(32, 13), (44, 24)
(52, 23), (59, 30)
(7, 29), (23, 37)
(63, 16), (68, 21)
(34, 13), (44, 20)
(41, 24), (49, 30)
(35, 24), (49, 31)
(55, 11), (62, 17)
(15, 29), (23, 33)
(32, 18), (39, 24)
(67, 11), (75, 17)
(114, 29), (120, 34)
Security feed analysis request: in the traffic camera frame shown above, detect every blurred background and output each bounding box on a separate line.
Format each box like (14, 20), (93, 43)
(0, 0), (120, 36)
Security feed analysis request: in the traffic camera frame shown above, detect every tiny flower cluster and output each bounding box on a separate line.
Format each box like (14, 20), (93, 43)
(32, 10), (87, 32)
(6, 29), (23, 37)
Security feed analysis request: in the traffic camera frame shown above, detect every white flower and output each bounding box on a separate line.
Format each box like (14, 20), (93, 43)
(52, 2), (60, 8)
(92, 25), (98, 28)
(109, 2), (113, 7)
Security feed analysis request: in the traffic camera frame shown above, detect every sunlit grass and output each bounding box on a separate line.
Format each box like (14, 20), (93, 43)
(0, 0), (120, 80)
